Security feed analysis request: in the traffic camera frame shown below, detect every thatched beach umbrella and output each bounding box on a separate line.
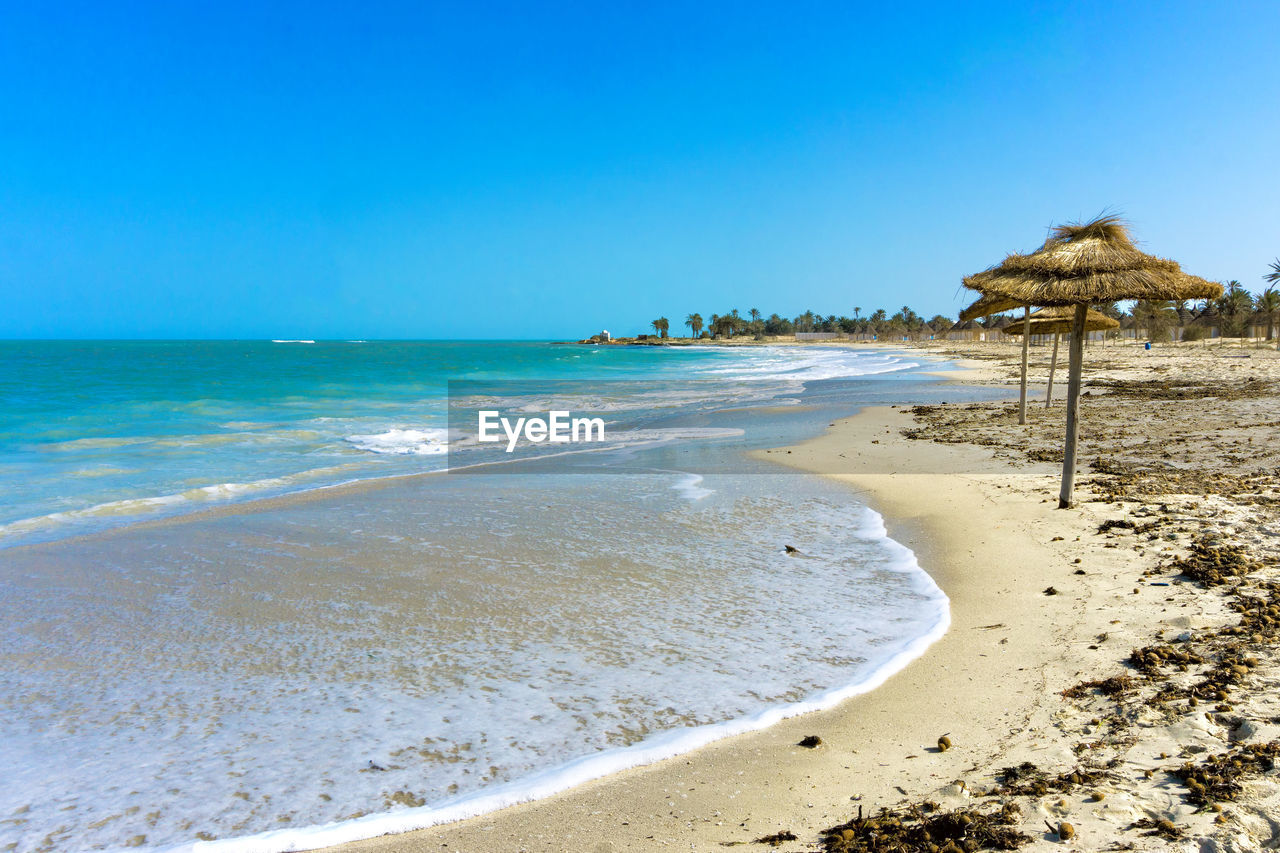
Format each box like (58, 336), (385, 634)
(959, 294), (1037, 425)
(963, 215), (1220, 508)
(958, 293), (1026, 321)
(1003, 307), (1119, 406)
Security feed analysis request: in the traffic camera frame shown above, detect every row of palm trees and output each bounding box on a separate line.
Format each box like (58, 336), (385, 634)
(644, 260), (1280, 342)
(991, 261), (1280, 341)
(1125, 268), (1280, 340)
(649, 307), (954, 340)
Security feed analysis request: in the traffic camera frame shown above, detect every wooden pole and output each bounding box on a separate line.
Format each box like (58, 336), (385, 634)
(1045, 332), (1060, 406)
(1058, 304), (1088, 509)
(1018, 305), (1030, 425)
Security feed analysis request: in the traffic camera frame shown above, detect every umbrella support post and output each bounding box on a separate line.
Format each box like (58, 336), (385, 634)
(1018, 306), (1030, 424)
(1046, 333), (1060, 406)
(1058, 304), (1088, 509)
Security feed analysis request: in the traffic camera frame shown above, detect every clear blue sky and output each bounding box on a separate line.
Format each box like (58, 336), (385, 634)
(2, 1), (1277, 339)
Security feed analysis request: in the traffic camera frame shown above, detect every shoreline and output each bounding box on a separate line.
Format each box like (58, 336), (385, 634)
(318, 386), (1110, 852)
(185, 484), (957, 853)
(319, 341), (1280, 852)
(26, 341), (1280, 851)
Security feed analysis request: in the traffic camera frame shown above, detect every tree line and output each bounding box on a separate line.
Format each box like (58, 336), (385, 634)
(645, 259), (1280, 341)
(648, 306), (954, 340)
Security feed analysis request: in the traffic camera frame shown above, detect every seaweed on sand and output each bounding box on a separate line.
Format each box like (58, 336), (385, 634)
(1084, 378), (1275, 401)
(820, 802), (1030, 853)
(1061, 675), (1137, 698)
(753, 829), (799, 846)
(1166, 536), (1265, 587)
(990, 763), (1111, 797)
(1089, 468), (1280, 503)
(1171, 741), (1280, 806)
(1097, 517), (1165, 535)
(1128, 817), (1182, 839)
(1129, 645), (1205, 677)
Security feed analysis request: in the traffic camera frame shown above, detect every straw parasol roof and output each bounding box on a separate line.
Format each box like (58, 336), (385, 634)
(960, 214), (1221, 509)
(962, 216), (1220, 306)
(958, 292), (1029, 322)
(1001, 307), (1119, 336)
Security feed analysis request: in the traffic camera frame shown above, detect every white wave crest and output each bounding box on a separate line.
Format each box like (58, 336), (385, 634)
(0, 465), (364, 543)
(345, 428), (449, 456)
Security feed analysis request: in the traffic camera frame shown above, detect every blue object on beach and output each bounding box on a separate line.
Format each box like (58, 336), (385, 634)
(1145, 341), (1151, 350)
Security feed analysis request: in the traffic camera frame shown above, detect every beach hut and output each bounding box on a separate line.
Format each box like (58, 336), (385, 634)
(1186, 305), (1218, 340)
(1002, 307), (1119, 406)
(1245, 310), (1271, 342)
(1174, 303), (1194, 340)
(962, 215), (1219, 508)
(945, 319), (981, 341)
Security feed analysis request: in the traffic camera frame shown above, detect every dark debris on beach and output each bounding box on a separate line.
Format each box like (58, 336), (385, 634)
(885, 361), (1280, 845)
(1061, 674), (1137, 698)
(819, 802), (1031, 853)
(1171, 742), (1280, 806)
(989, 763), (1113, 798)
(902, 377), (1280, 506)
(1084, 378), (1277, 402)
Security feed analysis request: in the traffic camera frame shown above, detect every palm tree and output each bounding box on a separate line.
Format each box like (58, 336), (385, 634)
(651, 317), (670, 339)
(685, 313), (703, 338)
(1216, 281), (1254, 338)
(1265, 259), (1280, 285)
(1257, 287), (1280, 342)
(869, 308), (887, 334)
(1262, 258), (1280, 343)
(853, 307), (861, 321)
(1133, 300), (1176, 342)
(749, 308), (761, 323)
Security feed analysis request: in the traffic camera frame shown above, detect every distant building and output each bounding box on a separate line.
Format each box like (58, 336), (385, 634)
(600, 329), (611, 342)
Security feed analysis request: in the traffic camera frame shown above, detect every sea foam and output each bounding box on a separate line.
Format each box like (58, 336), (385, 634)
(344, 428), (450, 456)
(154, 505), (945, 853)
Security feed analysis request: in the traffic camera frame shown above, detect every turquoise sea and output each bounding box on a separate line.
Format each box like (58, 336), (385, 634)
(0, 341), (996, 852)
(0, 340), (916, 545)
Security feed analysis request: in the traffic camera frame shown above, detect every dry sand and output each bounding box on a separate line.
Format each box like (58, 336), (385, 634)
(329, 340), (1280, 853)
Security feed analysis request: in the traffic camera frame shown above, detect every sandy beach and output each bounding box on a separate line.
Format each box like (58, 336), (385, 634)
(323, 340), (1280, 853)
(11, 5), (1278, 849)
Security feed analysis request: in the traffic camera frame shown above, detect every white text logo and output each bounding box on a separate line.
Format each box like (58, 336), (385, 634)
(476, 410), (606, 452)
